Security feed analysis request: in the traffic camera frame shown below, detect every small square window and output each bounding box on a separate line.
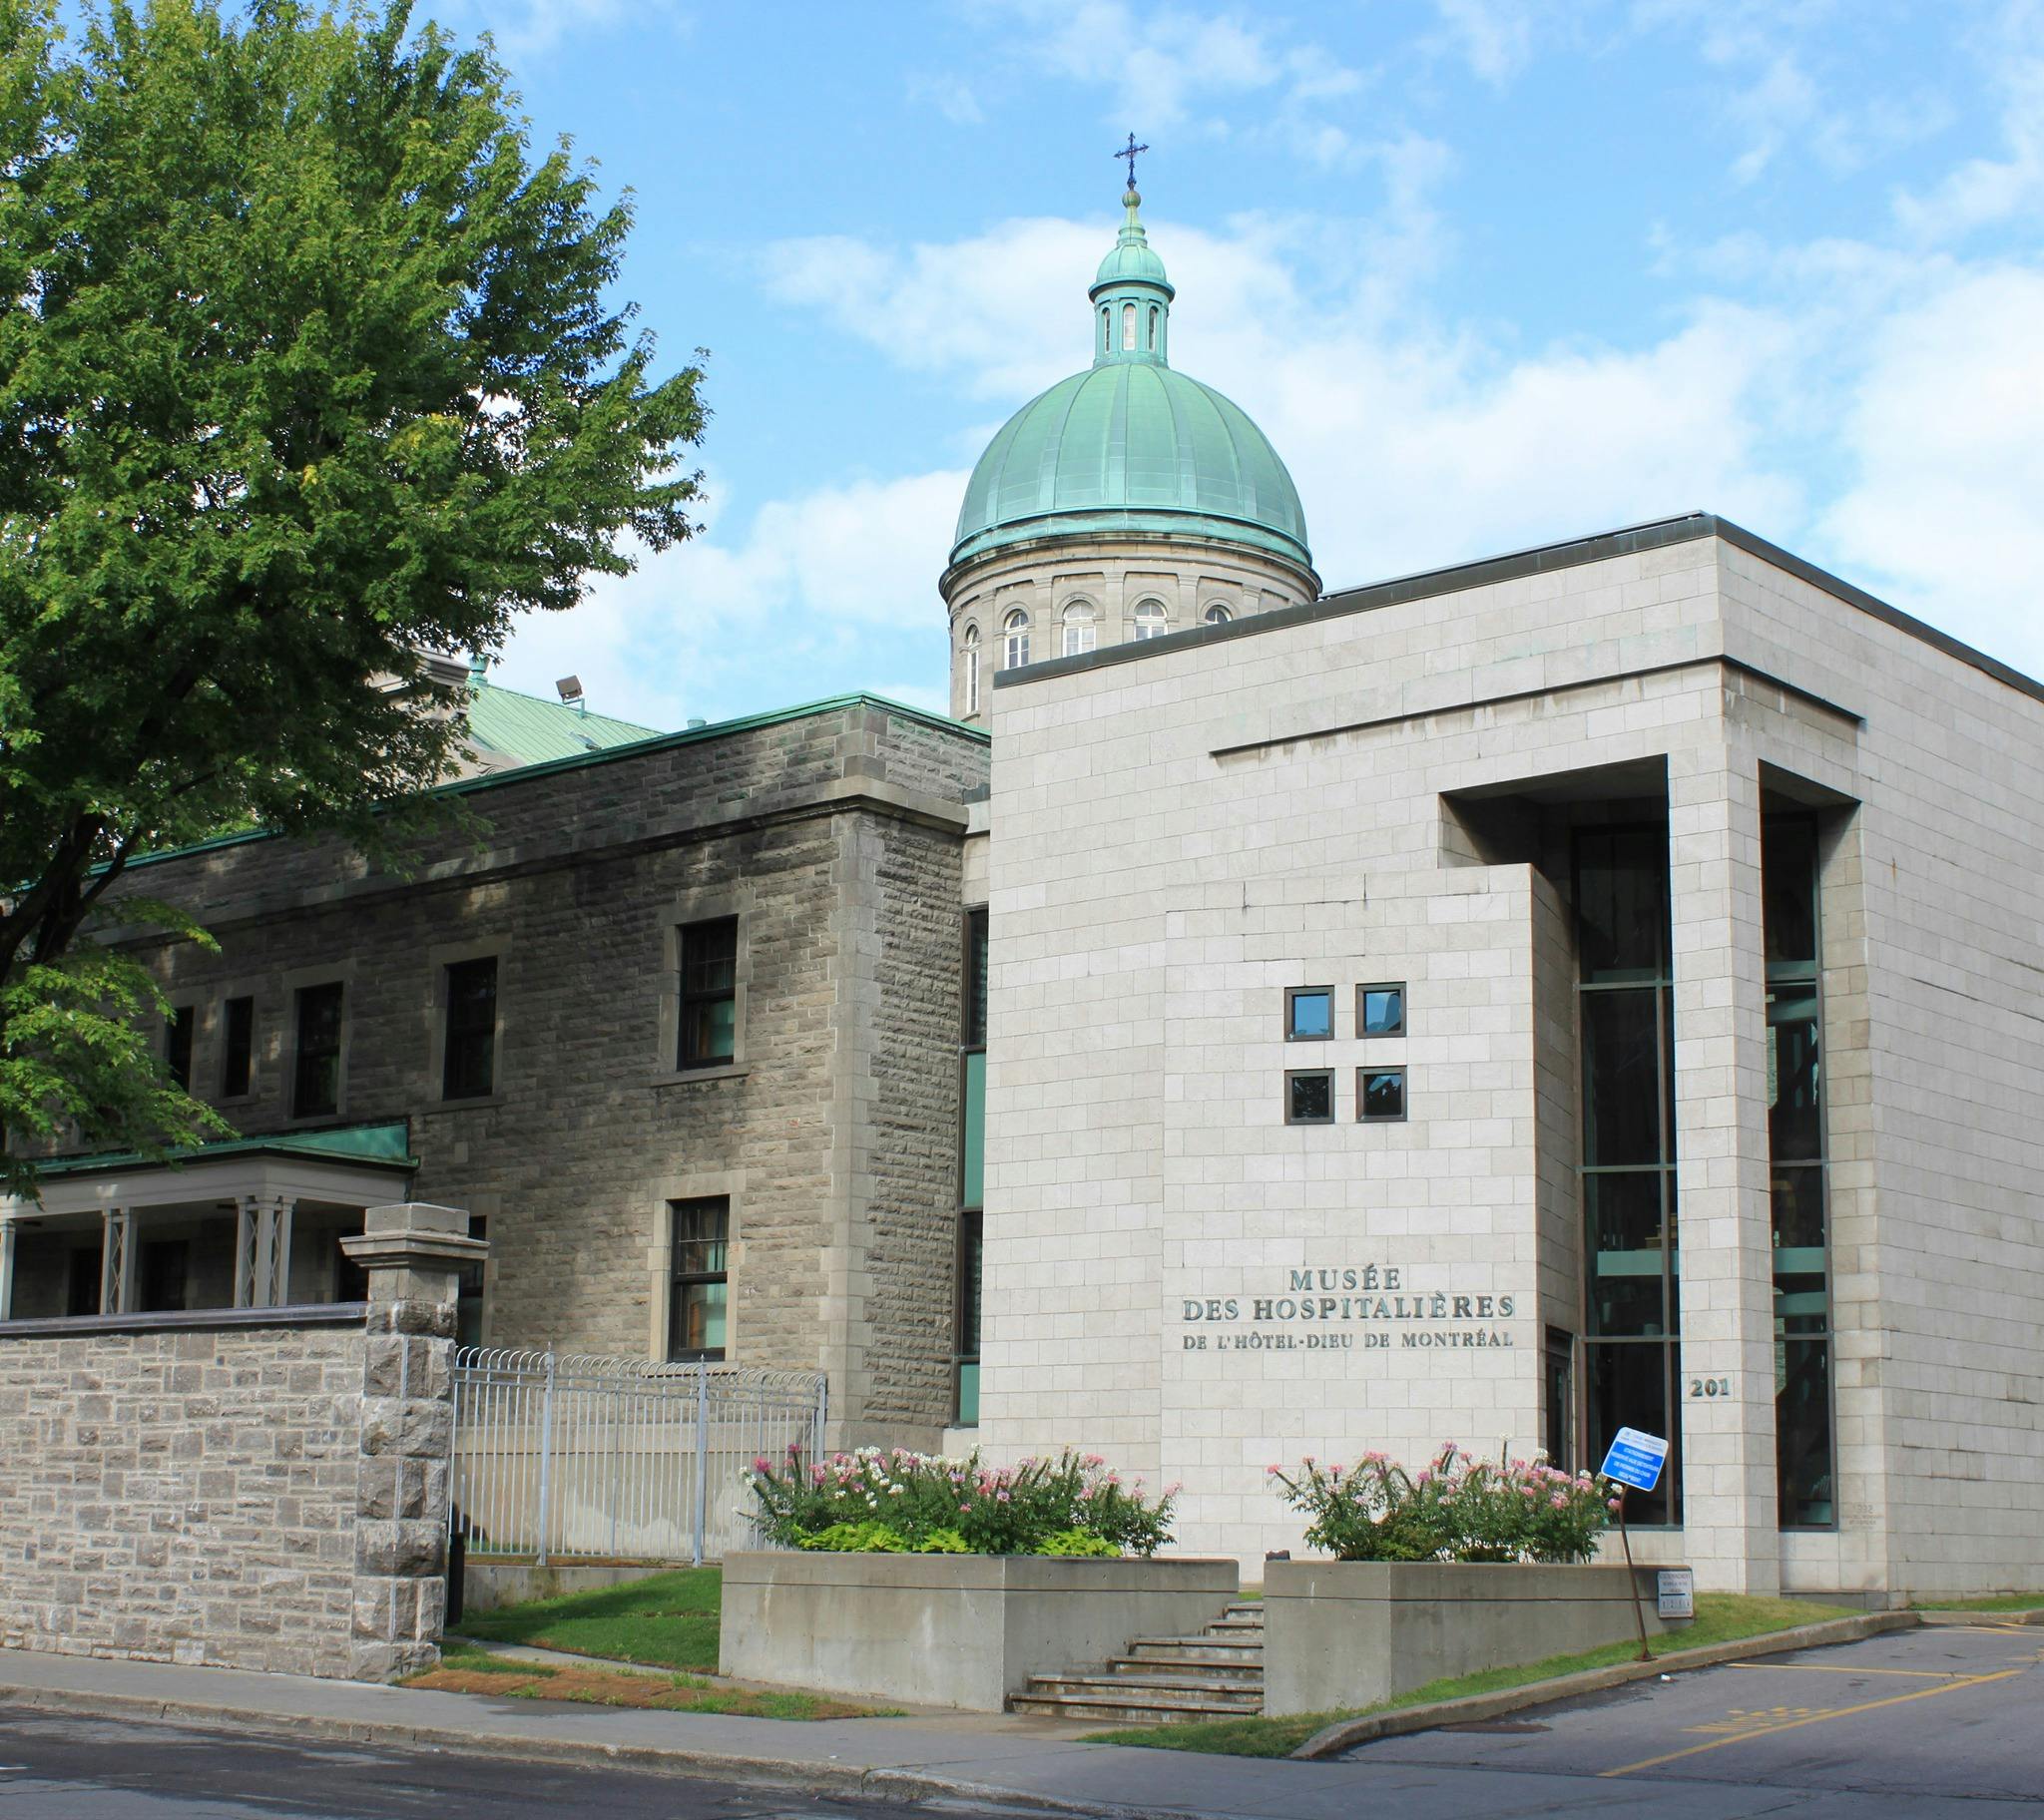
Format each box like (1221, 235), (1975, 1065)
(1359, 1067), (1406, 1123)
(1359, 983), (1406, 1037)
(1285, 987), (1333, 1041)
(1285, 1069), (1334, 1125)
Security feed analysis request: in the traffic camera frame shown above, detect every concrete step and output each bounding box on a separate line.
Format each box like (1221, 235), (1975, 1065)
(1205, 1614), (1266, 1632)
(1125, 1636), (1265, 1663)
(1024, 1671), (1264, 1705)
(1009, 1687), (1264, 1725)
(1107, 1654), (1262, 1681)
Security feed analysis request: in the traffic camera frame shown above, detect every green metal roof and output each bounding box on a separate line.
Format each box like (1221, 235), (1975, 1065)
(464, 679), (663, 768)
(951, 363), (1312, 571)
(32, 1121), (416, 1180)
(951, 189), (1310, 574)
(120, 693), (986, 875)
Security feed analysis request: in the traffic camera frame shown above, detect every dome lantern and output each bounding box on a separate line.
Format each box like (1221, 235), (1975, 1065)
(1089, 187), (1173, 368)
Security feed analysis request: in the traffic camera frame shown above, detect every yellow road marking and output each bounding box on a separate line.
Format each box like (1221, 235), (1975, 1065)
(1600, 1666), (2028, 1778)
(1723, 1662), (1962, 1678)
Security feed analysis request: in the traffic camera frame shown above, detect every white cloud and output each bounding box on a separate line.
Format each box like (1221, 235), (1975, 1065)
(439, 0), (688, 58)
(1816, 267), (2044, 669)
(489, 468), (967, 729)
(974, 0), (1365, 133)
(1429, 0), (1543, 88)
(1891, 34), (2044, 239)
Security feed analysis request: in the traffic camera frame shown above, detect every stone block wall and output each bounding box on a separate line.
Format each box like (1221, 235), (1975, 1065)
(0, 1321), (363, 1674)
(0, 1204), (478, 1680)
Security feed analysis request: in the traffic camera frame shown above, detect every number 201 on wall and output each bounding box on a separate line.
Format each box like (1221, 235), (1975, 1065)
(1689, 1376), (1732, 1399)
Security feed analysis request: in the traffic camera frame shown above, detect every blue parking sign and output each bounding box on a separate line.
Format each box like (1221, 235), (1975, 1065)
(1600, 1426), (1669, 1493)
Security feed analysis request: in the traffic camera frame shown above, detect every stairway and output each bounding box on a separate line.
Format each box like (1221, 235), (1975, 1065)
(1008, 1598), (1265, 1724)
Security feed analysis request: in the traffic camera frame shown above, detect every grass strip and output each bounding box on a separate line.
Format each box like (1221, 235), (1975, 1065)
(457, 1568), (722, 1673)
(1911, 1592), (2044, 1612)
(1081, 1592), (1855, 1757)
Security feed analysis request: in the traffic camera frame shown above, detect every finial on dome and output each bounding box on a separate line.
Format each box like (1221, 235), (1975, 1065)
(1115, 132), (1148, 187)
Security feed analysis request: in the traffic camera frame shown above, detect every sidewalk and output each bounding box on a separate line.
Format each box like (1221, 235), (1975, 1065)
(0, 1645), (1335, 1820)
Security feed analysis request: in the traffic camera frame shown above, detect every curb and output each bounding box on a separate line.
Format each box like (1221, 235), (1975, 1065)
(1916, 1607), (2044, 1628)
(0, 1677), (1170, 1820)
(1290, 1609), (1921, 1760)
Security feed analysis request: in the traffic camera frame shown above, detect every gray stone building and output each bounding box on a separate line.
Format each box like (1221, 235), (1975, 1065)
(0, 695), (988, 1451)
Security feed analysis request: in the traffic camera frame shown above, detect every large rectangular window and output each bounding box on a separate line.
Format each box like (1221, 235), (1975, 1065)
(1576, 825), (1682, 1525)
(291, 982), (344, 1119)
(1765, 813), (1833, 1530)
(678, 918), (738, 1069)
(164, 1007), (195, 1091)
(668, 1197), (730, 1361)
(220, 995), (255, 1098)
(956, 907), (988, 1424)
(442, 956), (499, 1101)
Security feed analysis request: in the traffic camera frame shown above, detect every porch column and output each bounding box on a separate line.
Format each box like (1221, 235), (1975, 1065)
(1667, 740), (1780, 1593)
(236, 1195), (297, 1307)
(100, 1207), (136, 1314)
(0, 1218), (16, 1321)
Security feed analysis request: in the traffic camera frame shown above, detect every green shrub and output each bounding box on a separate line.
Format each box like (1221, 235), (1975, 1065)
(795, 1520), (906, 1553)
(1270, 1445), (1615, 1564)
(1038, 1529), (1120, 1558)
(749, 1446), (1178, 1557)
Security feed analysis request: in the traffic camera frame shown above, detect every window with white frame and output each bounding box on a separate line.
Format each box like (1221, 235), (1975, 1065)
(1204, 603), (1232, 626)
(963, 624), (980, 713)
(1061, 601), (1097, 658)
(1132, 599), (1167, 641)
(1003, 608), (1030, 670)
(1121, 301), (1137, 349)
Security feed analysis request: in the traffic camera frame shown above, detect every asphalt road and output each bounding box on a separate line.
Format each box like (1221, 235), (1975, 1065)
(0, 1707), (992, 1820)
(1343, 1616), (2044, 1816)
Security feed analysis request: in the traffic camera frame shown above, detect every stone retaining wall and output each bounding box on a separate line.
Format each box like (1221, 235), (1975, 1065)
(0, 1203), (480, 1681)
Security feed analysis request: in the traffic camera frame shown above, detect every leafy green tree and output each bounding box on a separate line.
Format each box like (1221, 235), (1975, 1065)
(0, 0), (705, 1193)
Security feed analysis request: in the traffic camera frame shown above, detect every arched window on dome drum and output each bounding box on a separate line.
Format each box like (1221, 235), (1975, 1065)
(1204, 603), (1232, 626)
(1122, 302), (1137, 350)
(1101, 306), (1110, 353)
(1148, 305), (1158, 349)
(1132, 600), (1167, 641)
(1003, 609), (1030, 671)
(1061, 601), (1097, 658)
(963, 624), (980, 714)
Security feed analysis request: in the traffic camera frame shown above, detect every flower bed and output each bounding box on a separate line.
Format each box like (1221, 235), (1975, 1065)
(1269, 1444), (1613, 1563)
(747, 1446), (1177, 1557)
(1260, 1443), (1675, 1715)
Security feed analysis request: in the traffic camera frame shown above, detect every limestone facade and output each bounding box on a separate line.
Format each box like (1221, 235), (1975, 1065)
(974, 513), (2044, 1601)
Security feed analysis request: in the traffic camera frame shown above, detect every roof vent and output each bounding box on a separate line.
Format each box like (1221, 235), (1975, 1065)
(686, 716), (708, 730)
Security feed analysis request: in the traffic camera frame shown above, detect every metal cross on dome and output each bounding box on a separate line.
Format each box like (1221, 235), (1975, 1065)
(1115, 132), (1149, 190)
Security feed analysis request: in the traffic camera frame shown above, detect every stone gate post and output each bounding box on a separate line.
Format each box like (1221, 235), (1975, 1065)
(339, 1202), (487, 1680)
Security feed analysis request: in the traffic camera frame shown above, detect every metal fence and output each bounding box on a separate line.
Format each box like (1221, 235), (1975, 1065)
(449, 1347), (827, 1566)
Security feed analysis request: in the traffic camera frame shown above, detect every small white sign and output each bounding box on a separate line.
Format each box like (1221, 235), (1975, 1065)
(1658, 1569), (1696, 1620)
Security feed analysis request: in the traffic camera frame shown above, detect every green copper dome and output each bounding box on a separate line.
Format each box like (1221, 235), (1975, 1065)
(949, 189), (1310, 575)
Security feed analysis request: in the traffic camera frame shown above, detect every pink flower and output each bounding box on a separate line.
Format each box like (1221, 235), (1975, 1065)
(1608, 1498), (1623, 1512)
(959, 1503), (971, 1513)
(996, 1490), (1011, 1503)
(1550, 1493), (1568, 1509)
(1266, 1464), (1281, 1476)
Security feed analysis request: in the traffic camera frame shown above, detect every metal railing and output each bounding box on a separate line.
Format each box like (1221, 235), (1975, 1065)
(449, 1347), (826, 1566)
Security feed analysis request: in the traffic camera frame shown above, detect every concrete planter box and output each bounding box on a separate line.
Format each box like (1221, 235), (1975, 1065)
(1263, 1559), (1683, 1716)
(720, 1551), (1240, 1711)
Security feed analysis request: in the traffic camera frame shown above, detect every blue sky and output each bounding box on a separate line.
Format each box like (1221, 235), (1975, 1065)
(446, 0), (2044, 731)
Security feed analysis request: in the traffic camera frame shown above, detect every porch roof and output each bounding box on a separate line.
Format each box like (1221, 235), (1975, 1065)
(3, 1122), (416, 1219)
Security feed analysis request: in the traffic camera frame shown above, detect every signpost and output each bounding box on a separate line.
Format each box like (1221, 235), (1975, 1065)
(1598, 1426), (1670, 1663)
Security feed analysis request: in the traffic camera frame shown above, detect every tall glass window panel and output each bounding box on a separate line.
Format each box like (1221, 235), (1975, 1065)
(292, 982), (344, 1118)
(678, 918), (738, 1069)
(165, 1007), (194, 1091)
(1588, 1343), (1679, 1526)
(668, 1197), (730, 1361)
(442, 956), (498, 1100)
(1763, 812), (1832, 1529)
(955, 1209), (983, 1426)
(220, 995), (254, 1098)
(1576, 823), (1681, 1524)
